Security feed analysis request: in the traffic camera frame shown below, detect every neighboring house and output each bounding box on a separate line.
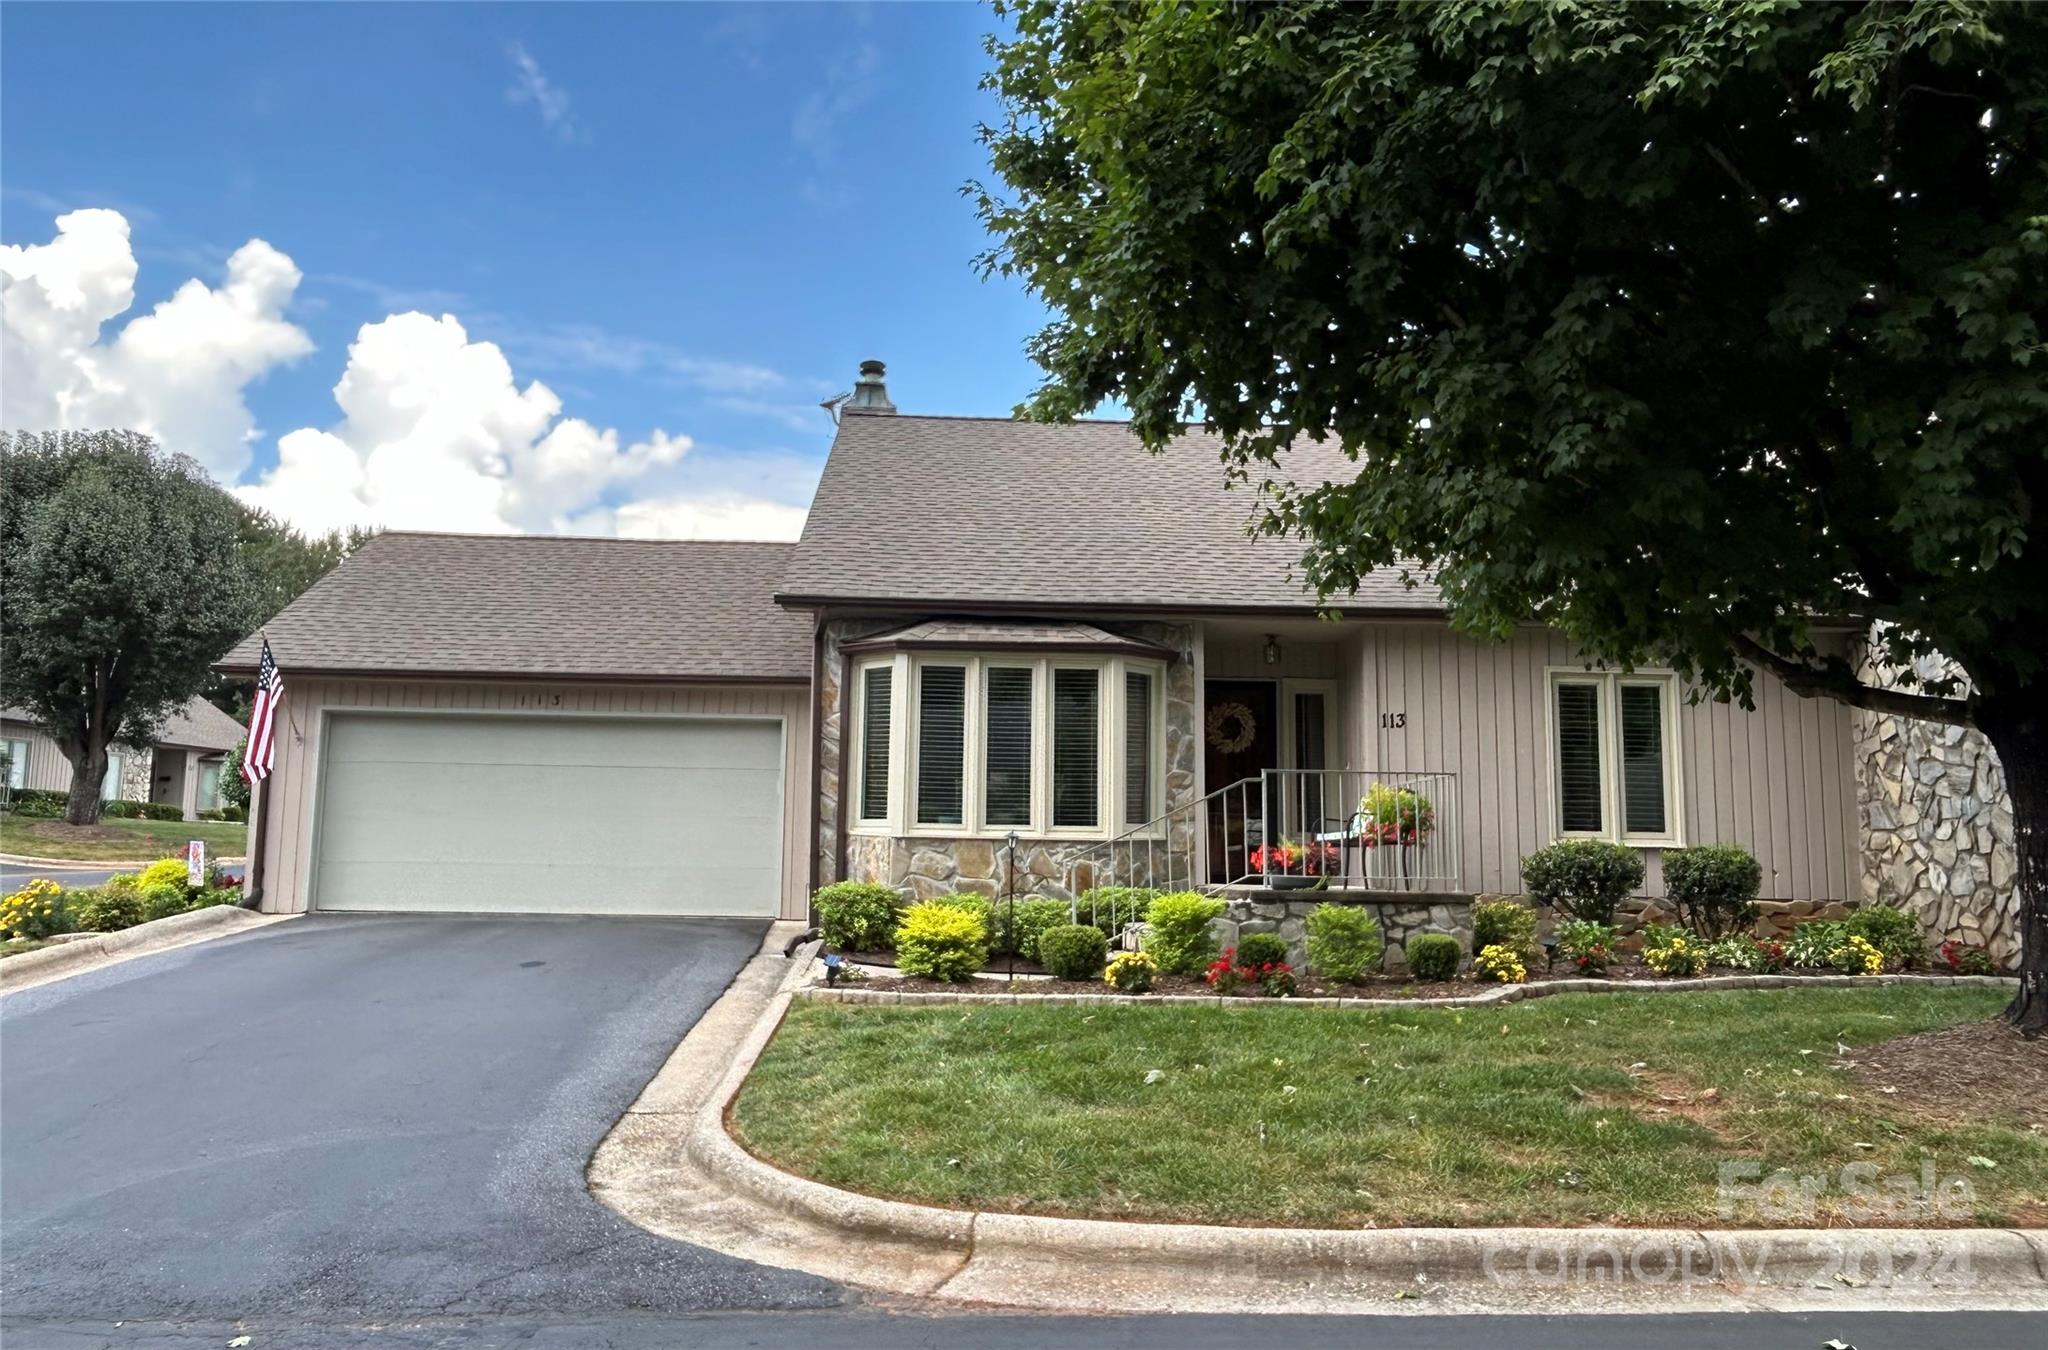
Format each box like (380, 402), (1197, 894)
(220, 360), (1948, 940)
(0, 696), (245, 820)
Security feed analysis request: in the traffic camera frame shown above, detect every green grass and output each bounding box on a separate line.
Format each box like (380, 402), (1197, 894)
(0, 815), (249, 862)
(734, 988), (2043, 1228)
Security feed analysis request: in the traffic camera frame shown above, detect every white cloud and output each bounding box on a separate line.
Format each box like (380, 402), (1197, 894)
(0, 208), (313, 481)
(505, 42), (582, 143)
(5, 208), (808, 542)
(237, 312), (695, 535)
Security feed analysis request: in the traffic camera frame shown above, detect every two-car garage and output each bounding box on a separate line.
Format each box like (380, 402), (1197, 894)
(310, 713), (787, 917)
(218, 535), (819, 922)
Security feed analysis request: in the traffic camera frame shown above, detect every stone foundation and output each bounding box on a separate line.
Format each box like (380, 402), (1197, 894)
(846, 833), (1121, 901)
(1222, 893), (1476, 975)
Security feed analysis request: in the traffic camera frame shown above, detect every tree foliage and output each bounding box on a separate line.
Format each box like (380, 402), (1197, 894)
(0, 431), (262, 823)
(976, 0), (2044, 720)
(977, 0), (2048, 1032)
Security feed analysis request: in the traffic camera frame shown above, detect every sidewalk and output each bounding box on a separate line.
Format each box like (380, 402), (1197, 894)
(589, 946), (2048, 1316)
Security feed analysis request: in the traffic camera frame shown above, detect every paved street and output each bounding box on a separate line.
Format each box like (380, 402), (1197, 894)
(2, 914), (2039, 1349)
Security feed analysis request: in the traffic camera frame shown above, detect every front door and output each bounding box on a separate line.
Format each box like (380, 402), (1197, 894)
(1203, 680), (1278, 881)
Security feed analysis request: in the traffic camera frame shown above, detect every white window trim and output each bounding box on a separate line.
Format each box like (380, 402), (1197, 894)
(848, 651), (1167, 841)
(1543, 668), (1684, 848)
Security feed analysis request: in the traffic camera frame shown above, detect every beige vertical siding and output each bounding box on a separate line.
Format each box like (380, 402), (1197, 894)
(1335, 624), (1858, 902)
(250, 676), (813, 919)
(0, 719), (93, 796)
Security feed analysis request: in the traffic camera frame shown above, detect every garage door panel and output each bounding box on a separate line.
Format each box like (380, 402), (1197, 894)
(313, 713), (782, 916)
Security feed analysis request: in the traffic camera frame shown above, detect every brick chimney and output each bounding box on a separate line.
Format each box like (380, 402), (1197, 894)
(843, 359), (896, 415)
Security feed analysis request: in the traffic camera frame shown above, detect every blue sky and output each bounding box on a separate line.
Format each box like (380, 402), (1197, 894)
(0, 2), (1049, 538)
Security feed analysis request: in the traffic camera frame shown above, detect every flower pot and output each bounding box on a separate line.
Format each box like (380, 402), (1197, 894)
(1266, 875), (1320, 890)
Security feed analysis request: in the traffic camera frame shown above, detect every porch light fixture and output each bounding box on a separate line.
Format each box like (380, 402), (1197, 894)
(1263, 634), (1281, 666)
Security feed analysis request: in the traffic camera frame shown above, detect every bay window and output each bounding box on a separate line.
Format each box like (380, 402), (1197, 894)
(1546, 669), (1682, 846)
(851, 652), (1165, 838)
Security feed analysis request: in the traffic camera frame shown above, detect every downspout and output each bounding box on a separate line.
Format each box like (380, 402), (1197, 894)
(806, 611), (826, 906)
(237, 775), (268, 910)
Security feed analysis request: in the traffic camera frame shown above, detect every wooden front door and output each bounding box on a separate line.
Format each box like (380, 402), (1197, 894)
(1203, 680), (1278, 881)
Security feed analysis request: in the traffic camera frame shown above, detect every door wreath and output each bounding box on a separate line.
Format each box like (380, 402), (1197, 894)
(1205, 701), (1257, 754)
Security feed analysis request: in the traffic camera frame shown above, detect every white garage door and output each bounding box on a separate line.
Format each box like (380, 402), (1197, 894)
(312, 713), (783, 916)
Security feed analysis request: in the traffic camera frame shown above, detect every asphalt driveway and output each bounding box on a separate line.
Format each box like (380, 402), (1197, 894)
(0, 913), (840, 1328)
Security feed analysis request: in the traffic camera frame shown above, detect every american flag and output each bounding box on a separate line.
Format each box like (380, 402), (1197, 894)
(242, 638), (284, 784)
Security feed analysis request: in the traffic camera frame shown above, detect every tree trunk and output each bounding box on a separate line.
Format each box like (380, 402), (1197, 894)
(1978, 697), (2047, 1038)
(64, 742), (108, 826)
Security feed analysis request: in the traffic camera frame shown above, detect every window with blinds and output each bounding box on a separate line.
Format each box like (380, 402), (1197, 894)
(1620, 682), (1667, 836)
(1123, 669), (1153, 826)
(1555, 681), (1603, 833)
(915, 665), (966, 825)
(859, 665), (892, 821)
(1052, 667), (1100, 828)
(984, 666), (1033, 827)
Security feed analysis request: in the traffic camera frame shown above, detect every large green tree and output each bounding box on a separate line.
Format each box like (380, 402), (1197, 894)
(204, 509), (373, 722)
(977, 2), (2048, 1030)
(0, 431), (262, 824)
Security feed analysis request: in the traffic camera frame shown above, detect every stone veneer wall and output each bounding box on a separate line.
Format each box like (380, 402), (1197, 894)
(117, 750), (153, 804)
(823, 619), (1201, 903)
(1856, 707), (2019, 968)
(1223, 895), (1477, 975)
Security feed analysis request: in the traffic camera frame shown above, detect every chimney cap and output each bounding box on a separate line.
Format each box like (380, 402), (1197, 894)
(845, 358), (897, 415)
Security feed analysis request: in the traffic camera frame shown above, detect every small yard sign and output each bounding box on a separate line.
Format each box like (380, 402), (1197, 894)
(187, 840), (206, 887)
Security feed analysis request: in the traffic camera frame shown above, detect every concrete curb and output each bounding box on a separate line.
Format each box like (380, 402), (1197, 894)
(796, 969), (2020, 1011)
(592, 956), (2048, 1313)
(0, 851), (248, 868)
(0, 906), (289, 993)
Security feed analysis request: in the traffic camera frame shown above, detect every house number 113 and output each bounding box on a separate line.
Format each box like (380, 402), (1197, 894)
(1379, 711), (1407, 728)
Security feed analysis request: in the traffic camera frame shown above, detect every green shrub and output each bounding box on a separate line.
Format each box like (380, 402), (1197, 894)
(1662, 844), (1762, 937)
(1233, 931), (1291, 969)
(1473, 898), (1539, 962)
(139, 881), (197, 923)
(1786, 920), (1849, 969)
(1304, 903), (1383, 982)
(893, 901), (988, 982)
(101, 799), (183, 821)
(1846, 903), (1924, 970)
(925, 892), (994, 931)
(198, 806), (248, 822)
(1077, 886), (1158, 939)
(1140, 891), (1224, 974)
(1557, 919), (1618, 974)
(1038, 923), (1109, 980)
(1103, 950), (1158, 992)
(1406, 932), (1461, 982)
(1703, 934), (1765, 971)
(1519, 840), (1645, 925)
(3, 788), (67, 818)
(220, 737), (251, 812)
(75, 879), (145, 932)
(812, 881), (901, 951)
(992, 897), (1073, 962)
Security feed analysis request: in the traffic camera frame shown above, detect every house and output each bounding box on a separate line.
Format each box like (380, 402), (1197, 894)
(223, 360), (1987, 954)
(1, 696), (246, 820)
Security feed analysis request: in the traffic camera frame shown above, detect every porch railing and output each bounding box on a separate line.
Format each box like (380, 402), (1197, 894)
(1062, 769), (1460, 936)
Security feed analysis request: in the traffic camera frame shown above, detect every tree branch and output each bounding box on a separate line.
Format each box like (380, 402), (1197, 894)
(1734, 634), (1973, 727)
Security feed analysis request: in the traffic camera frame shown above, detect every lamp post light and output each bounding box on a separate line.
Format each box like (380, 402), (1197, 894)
(1006, 830), (1019, 983)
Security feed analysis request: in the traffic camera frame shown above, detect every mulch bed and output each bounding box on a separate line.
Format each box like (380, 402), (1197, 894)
(1848, 1015), (2048, 1131)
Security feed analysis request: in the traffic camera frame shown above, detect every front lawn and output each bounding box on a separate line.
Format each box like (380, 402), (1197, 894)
(734, 987), (2045, 1228)
(0, 816), (249, 862)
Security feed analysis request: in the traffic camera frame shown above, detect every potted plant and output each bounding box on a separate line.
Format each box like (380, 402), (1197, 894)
(1357, 783), (1436, 847)
(1250, 838), (1342, 889)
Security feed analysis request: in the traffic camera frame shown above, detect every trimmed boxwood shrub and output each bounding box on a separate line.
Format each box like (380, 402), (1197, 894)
(1304, 903), (1383, 982)
(1141, 891), (1225, 974)
(75, 879), (145, 933)
(1519, 840), (1645, 925)
(990, 896), (1072, 961)
(1038, 923), (1109, 980)
(1473, 898), (1538, 961)
(1406, 932), (1462, 982)
(1234, 931), (1290, 969)
(1077, 885), (1158, 939)
(198, 806), (248, 823)
(812, 881), (901, 951)
(2, 788), (67, 818)
(893, 901), (988, 982)
(101, 799), (183, 821)
(1662, 844), (1762, 937)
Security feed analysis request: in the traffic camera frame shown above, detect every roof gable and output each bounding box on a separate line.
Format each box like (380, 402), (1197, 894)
(777, 414), (1440, 613)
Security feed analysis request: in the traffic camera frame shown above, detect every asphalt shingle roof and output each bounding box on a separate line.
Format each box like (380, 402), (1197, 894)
(217, 534), (812, 682)
(776, 414), (1442, 613)
(2, 696), (243, 752)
